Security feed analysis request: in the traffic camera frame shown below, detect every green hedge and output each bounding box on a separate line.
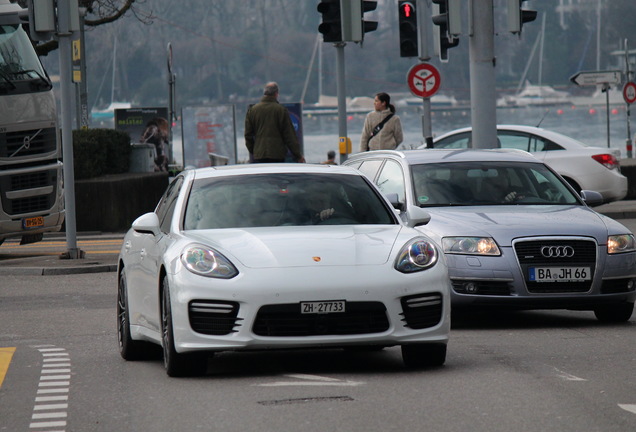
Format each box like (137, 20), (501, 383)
(72, 129), (132, 180)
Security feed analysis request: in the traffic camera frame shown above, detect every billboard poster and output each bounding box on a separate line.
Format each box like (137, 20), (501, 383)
(114, 107), (170, 171)
(282, 103), (304, 161)
(181, 105), (237, 167)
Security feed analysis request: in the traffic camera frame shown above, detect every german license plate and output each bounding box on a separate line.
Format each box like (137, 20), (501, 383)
(529, 267), (591, 282)
(22, 216), (44, 229)
(300, 300), (345, 314)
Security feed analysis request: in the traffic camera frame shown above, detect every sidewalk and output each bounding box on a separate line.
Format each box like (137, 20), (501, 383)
(0, 232), (121, 276)
(2, 201), (636, 276)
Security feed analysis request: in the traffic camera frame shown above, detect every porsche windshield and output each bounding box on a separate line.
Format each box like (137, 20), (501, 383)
(184, 173), (397, 229)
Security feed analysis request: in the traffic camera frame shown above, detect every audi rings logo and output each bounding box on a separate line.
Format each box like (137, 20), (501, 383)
(541, 245), (575, 258)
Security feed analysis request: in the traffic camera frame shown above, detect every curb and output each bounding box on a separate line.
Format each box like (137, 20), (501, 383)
(0, 264), (117, 276)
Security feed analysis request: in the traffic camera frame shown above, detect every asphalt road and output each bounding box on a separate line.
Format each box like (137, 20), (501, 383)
(1, 273), (635, 431)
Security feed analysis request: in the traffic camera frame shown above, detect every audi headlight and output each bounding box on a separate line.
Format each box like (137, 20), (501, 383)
(608, 234), (636, 254)
(181, 244), (238, 278)
(395, 238), (438, 273)
(442, 237), (501, 256)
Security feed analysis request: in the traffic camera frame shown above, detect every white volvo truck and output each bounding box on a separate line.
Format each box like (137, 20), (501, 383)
(0, 0), (64, 246)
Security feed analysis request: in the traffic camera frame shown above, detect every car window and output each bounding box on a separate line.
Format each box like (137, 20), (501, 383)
(375, 160), (406, 205)
(497, 132), (532, 151)
(434, 132), (470, 149)
(410, 161), (579, 206)
(157, 177), (183, 233)
(183, 173), (396, 229)
(356, 159), (383, 181)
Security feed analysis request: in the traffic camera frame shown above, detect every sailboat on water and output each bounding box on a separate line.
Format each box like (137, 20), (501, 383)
(90, 36), (132, 121)
(497, 14), (571, 108)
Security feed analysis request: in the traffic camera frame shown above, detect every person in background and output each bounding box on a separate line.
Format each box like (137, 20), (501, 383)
(321, 150), (338, 165)
(244, 82), (305, 163)
(360, 92), (403, 152)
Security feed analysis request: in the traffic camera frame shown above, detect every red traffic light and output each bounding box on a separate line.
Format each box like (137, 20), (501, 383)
(401, 2), (414, 18)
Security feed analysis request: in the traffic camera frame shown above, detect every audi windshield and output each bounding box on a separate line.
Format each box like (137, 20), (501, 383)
(410, 161), (580, 207)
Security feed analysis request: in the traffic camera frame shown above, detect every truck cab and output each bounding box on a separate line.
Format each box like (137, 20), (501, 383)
(0, 0), (64, 246)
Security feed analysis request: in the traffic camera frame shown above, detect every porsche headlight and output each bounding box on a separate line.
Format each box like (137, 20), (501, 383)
(181, 245), (238, 278)
(608, 234), (636, 254)
(442, 237), (501, 256)
(395, 239), (438, 273)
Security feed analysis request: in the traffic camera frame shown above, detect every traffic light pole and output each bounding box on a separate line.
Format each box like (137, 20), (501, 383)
(469, 0), (497, 149)
(416, 0), (433, 147)
(57, 0), (82, 258)
(336, 42), (348, 164)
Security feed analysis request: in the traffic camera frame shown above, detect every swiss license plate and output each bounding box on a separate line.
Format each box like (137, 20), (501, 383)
(22, 216), (44, 229)
(300, 300), (346, 314)
(529, 266), (591, 282)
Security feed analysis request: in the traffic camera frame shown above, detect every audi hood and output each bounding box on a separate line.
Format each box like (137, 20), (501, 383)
(417, 205), (630, 246)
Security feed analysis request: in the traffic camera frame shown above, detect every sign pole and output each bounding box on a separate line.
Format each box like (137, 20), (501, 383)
(416, 0), (432, 148)
(336, 42), (347, 164)
(469, 0), (497, 149)
(604, 83), (610, 148)
(570, 69), (623, 151)
(625, 39), (632, 158)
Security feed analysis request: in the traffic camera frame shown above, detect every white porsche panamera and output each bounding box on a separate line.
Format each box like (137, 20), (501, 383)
(117, 164), (450, 377)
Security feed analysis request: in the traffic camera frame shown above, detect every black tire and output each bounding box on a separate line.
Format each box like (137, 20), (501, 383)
(593, 302), (634, 323)
(161, 278), (208, 377)
(401, 343), (447, 368)
(118, 268), (156, 360)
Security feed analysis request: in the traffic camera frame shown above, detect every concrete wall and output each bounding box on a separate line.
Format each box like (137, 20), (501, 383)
(75, 172), (169, 232)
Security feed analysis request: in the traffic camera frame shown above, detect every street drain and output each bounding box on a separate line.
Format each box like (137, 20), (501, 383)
(258, 396), (354, 406)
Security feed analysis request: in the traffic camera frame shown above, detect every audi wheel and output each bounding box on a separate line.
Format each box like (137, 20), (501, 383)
(594, 302), (634, 323)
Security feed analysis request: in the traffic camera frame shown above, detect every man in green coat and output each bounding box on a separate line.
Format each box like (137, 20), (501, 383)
(245, 82), (306, 163)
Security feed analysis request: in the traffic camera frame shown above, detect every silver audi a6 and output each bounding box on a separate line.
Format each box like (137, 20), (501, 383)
(117, 164), (450, 376)
(344, 149), (636, 322)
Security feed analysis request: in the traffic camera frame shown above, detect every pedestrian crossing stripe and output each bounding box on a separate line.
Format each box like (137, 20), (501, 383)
(0, 347), (16, 388)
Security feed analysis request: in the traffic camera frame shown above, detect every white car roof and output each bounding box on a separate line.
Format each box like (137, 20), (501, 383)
(434, 124), (599, 151)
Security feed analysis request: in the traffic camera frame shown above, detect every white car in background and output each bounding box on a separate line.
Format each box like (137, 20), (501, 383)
(423, 125), (627, 203)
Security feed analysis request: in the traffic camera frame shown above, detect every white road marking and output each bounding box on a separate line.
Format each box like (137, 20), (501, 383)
(29, 345), (71, 431)
(553, 367), (587, 381)
(255, 374), (364, 387)
(618, 404), (636, 414)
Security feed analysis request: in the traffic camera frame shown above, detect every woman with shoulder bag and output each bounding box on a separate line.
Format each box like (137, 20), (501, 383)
(360, 92), (404, 152)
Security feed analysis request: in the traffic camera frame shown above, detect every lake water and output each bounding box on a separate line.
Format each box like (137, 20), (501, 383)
(174, 103), (636, 166)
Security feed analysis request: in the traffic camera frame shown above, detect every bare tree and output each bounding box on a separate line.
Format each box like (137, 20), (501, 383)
(14, 0), (149, 56)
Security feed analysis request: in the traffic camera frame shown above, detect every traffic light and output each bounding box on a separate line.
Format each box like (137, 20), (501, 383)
(398, 1), (418, 58)
(342, 0), (377, 42)
(431, 0), (460, 62)
(318, 0), (342, 43)
(361, 1), (378, 37)
(507, 0), (537, 34)
(20, 0), (56, 42)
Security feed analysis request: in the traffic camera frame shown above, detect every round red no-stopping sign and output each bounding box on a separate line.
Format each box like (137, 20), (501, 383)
(407, 63), (441, 98)
(623, 82), (636, 105)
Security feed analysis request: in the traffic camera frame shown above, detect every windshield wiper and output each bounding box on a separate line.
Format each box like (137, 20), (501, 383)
(0, 70), (17, 89)
(9, 69), (52, 89)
